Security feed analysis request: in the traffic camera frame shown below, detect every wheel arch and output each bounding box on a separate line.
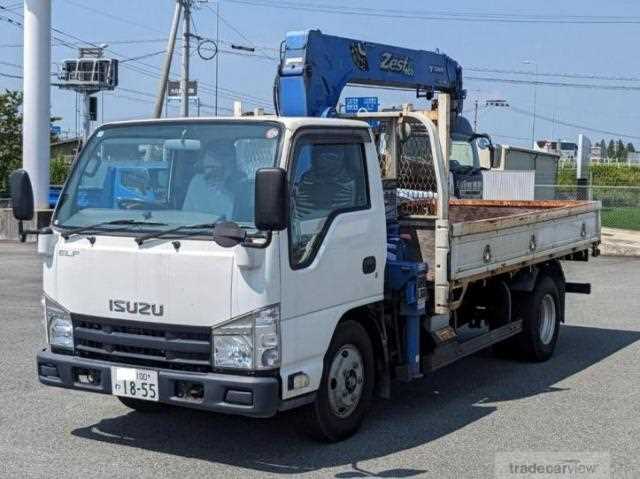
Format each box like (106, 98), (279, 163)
(337, 302), (391, 399)
(507, 260), (566, 323)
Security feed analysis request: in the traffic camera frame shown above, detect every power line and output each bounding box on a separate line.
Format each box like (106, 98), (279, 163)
(467, 67), (640, 83)
(0, 4), (273, 110)
(57, 0), (167, 35)
(467, 76), (640, 92)
(508, 104), (640, 141)
(0, 59), (21, 69)
(491, 133), (534, 142)
(0, 38), (175, 49)
(0, 71), (22, 79)
(205, 3), (277, 60)
(224, 0), (640, 25)
(120, 50), (167, 63)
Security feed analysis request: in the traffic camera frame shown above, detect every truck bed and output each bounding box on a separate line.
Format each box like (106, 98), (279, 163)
(400, 199), (601, 284)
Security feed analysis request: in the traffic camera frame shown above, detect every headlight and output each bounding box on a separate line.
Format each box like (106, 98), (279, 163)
(44, 296), (73, 351)
(212, 304), (280, 370)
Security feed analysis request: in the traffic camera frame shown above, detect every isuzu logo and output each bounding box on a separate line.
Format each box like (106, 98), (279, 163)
(109, 299), (164, 317)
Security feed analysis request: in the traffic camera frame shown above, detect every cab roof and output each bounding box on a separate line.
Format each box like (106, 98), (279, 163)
(99, 116), (371, 133)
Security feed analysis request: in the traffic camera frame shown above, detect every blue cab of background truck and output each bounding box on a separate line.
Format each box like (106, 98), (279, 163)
(49, 162), (167, 209)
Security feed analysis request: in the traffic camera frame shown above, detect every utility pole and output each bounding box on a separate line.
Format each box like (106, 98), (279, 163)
(153, 1), (183, 118)
(472, 98), (509, 132)
(22, 0), (52, 210)
(473, 99), (479, 131)
(181, 0), (191, 117)
(82, 93), (91, 142)
(523, 60), (538, 148)
(215, 0), (220, 115)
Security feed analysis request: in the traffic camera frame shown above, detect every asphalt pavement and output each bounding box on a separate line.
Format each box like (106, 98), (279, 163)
(1, 241), (639, 478)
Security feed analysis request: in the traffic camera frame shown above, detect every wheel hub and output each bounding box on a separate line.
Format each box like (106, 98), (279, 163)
(327, 344), (364, 418)
(539, 293), (557, 345)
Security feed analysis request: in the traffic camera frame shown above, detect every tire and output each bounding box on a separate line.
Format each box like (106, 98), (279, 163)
(300, 320), (375, 442)
(512, 275), (561, 362)
(118, 396), (169, 413)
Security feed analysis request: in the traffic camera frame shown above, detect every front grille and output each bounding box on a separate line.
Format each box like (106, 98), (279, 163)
(72, 315), (212, 372)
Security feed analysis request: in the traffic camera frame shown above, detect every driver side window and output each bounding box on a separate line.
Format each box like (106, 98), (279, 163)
(289, 139), (369, 269)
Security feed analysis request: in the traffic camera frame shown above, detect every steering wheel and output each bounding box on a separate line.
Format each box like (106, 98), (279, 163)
(117, 198), (164, 210)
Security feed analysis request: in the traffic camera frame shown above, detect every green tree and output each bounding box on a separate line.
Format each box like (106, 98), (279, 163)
(616, 139), (626, 162)
(607, 140), (616, 160)
(599, 139), (607, 160)
(50, 155), (71, 185)
(627, 142), (635, 153)
(0, 90), (23, 193)
(0, 90), (63, 193)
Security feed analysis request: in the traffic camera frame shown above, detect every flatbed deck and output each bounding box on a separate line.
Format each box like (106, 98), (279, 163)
(400, 199), (601, 286)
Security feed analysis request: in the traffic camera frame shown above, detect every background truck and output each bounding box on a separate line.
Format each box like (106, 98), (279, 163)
(480, 144), (561, 199)
(9, 29), (600, 442)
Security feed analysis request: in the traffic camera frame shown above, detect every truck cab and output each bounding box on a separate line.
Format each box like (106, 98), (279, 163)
(18, 117), (387, 428)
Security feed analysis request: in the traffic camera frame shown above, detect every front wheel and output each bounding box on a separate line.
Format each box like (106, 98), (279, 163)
(300, 320), (375, 442)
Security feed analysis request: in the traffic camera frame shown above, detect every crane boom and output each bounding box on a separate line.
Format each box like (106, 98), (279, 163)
(274, 29), (465, 117)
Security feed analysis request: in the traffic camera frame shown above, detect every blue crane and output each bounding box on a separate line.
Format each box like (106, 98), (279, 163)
(274, 29), (466, 118)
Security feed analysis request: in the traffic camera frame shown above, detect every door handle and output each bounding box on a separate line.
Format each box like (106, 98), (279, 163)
(362, 256), (376, 274)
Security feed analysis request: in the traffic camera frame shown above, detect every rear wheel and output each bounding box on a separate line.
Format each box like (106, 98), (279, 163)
(300, 321), (374, 442)
(118, 396), (169, 413)
(512, 275), (561, 361)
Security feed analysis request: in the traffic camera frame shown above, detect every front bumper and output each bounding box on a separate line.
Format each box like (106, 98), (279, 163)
(37, 350), (281, 418)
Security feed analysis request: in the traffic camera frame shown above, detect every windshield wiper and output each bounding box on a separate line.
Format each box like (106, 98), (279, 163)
(134, 220), (222, 246)
(61, 219), (168, 240)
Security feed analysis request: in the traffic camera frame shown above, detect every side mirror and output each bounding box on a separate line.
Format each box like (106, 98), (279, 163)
(473, 134), (498, 169)
(255, 167), (287, 231)
(9, 169), (51, 242)
(476, 137), (490, 150)
(9, 169), (34, 221)
(397, 121), (412, 144)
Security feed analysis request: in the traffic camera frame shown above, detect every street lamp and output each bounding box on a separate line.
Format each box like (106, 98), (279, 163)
(522, 60), (538, 148)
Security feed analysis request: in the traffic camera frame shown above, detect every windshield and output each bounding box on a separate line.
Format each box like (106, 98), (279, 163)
(450, 140), (476, 168)
(54, 121), (282, 233)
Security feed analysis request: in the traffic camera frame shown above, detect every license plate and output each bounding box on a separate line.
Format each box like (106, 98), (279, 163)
(111, 367), (159, 402)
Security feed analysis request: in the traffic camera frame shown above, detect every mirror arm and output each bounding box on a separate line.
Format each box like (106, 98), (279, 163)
(17, 221), (52, 243)
(242, 230), (273, 249)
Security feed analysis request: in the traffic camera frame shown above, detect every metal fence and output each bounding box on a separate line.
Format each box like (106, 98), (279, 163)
(550, 165), (640, 231)
(537, 184), (640, 231)
(376, 117), (439, 217)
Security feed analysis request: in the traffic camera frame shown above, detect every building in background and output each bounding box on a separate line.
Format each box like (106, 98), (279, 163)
(535, 139), (579, 165)
(50, 137), (82, 162)
(590, 144), (604, 163)
(627, 151), (640, 166)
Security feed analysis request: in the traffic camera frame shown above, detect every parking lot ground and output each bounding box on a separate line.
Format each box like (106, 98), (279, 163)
(1, 241), (639, 478)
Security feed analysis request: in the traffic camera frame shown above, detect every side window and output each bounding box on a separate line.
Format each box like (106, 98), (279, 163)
(289, 140), (369, 268)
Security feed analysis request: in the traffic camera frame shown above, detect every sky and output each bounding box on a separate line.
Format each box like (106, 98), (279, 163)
(2, 0), (640, 148)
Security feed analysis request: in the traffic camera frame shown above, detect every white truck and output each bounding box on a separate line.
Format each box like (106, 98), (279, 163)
(8, 30), (601, 442)
(10, 108), (600, 441)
